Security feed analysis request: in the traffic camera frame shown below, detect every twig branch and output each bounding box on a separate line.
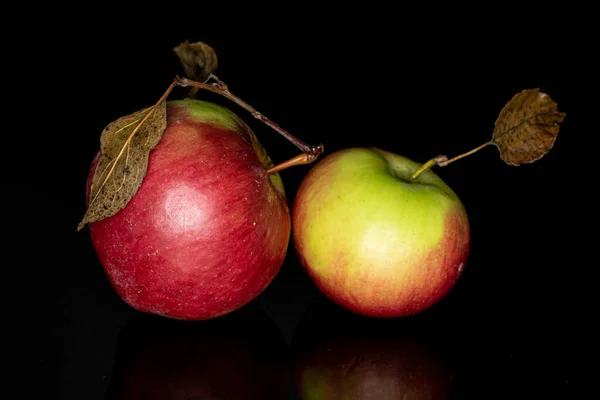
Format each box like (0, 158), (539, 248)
(175, 76), (324, 173)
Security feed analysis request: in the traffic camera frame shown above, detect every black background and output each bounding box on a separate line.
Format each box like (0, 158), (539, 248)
(12, 11), (594, 399)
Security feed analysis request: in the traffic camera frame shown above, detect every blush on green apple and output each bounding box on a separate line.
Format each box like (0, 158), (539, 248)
(292, 148), (470, 318)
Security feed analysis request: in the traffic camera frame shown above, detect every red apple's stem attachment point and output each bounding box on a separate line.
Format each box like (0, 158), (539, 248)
(409, 141), (492, 181)
(175, 76), (324, 172)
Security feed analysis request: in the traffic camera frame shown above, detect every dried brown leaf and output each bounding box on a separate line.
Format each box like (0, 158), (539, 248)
(77, 101), (168, 231)
(492, 88), (566, 166)
(173, 40), (218, 83)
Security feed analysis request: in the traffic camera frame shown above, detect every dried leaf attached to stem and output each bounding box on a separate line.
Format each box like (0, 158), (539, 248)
(410, 88), (566, 180)
(78, 41), (324, 230)
(173, 40), (218, 83)
(491, 88), (566, 166)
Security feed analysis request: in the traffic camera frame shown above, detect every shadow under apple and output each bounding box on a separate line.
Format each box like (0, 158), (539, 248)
(105, 305), (288, 399)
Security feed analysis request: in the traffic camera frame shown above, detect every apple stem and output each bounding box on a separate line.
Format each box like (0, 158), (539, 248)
(175, 76), (324, 173)
(409, 141), (492, 180)
(409, 155), (449, 181)
(265, 150), (325, 174)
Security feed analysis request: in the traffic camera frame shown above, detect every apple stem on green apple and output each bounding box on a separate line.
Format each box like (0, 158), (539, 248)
(409, 141), (492, 181)
(175, 76), (324, 174)
(439, 141), (493, 166)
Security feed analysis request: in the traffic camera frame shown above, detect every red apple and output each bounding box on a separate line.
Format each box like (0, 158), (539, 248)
(86, 99), (291, 320)
(293, 147), (470, 318)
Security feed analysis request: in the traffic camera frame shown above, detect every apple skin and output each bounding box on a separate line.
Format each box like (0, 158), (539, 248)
(87, 99), (291, 320)
(292, 147), (470, 318)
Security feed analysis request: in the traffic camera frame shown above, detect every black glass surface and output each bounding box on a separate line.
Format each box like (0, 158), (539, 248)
(16, 21), (590, 399)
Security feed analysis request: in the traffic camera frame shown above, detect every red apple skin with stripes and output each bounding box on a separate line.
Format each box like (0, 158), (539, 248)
(293, 148), (470, 318)
(86, 99), (291, 320)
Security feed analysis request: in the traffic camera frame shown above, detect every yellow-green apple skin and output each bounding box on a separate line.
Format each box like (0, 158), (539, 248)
(292, 148), (470, 318)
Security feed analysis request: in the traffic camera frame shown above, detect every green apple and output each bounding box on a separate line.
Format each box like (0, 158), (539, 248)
(292, 147), (470, 318)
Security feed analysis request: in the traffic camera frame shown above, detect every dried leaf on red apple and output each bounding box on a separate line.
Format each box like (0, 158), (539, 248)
(77, 99), (168, 231)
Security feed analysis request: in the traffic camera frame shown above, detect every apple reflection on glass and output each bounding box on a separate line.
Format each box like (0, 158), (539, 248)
(290, 300), (455, 400)
(104, 306), (288, 400)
